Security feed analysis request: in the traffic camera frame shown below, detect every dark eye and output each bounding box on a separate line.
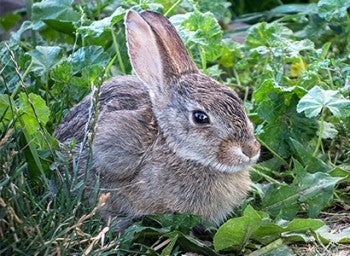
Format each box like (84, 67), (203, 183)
(193, 110), (210, 124)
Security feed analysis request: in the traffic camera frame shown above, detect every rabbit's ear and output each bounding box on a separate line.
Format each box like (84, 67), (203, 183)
(125, 10), (198, 88)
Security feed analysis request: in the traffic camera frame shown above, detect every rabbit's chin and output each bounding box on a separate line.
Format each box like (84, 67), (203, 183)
(176, 148), (259, 174)
(203, 160), (255, 174)
(210, 144), (260, 173)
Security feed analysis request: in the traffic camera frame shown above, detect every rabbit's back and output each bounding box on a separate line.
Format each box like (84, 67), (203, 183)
(55, 76), (152, 145)
(99, 76), (150, 111)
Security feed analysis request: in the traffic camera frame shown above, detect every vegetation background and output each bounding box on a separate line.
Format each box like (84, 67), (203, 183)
(0, 0), (349, 255)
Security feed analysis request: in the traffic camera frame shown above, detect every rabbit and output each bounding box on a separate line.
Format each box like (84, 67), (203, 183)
(55, 10), (260, 230)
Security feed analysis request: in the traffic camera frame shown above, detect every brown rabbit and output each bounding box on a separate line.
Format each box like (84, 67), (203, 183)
(55, 10), (260, 229)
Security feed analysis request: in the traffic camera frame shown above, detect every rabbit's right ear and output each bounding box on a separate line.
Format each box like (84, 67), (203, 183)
(125, 10), (198, 91)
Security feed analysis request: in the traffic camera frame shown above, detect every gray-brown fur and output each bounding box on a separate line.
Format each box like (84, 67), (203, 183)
(55, 10), (260, 230)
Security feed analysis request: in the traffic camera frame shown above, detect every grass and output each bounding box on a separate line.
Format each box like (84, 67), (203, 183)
(0, 136), (118, 255)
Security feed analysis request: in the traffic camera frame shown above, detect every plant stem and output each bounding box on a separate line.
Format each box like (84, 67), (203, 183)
(5, 42), (56, 178)
(327, 68), (335, 90)
(257, 137), (289, 166)
(164, 0), (183, 16)
(233, 68), (241, 87)
(313, 108), (325, 157)
(199, 46), (207, 72)
(251, 165), (281, 184)
(11, 61), (33, 98)
(104, 54), (118, 77)
(298, 55), (306, 71)
(248, 238), (283, 256)
(189, 0), (198, 11)
(111, 27), (126, 74)
(26, 0), (36, 47)
(244, 85), (249, 102)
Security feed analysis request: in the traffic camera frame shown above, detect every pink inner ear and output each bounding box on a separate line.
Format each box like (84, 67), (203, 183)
(125, 10), (164, 87)
(140, 11), (198, 76)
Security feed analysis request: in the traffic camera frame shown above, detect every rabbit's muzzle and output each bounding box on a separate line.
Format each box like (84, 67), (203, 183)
(216, 137), (260, 173)
(241, 138), (260, 160)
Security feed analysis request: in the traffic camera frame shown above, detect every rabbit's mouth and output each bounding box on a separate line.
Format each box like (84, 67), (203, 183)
(180, 146), (260, 174)
(213, 140), (260, 173)
(211, 152), (259, 173)
(173, 137), (260, 173)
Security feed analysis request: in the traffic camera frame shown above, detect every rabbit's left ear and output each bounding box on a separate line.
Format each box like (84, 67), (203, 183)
(125, 10), (198, 88)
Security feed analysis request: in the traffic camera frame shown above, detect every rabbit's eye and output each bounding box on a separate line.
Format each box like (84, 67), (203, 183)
(193, 111), (210, 124)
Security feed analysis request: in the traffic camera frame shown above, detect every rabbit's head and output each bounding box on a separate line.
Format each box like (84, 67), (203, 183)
(126, 10), (260, 173)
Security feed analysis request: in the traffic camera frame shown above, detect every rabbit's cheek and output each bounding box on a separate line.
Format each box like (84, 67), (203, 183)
(216, 139), (247, 166)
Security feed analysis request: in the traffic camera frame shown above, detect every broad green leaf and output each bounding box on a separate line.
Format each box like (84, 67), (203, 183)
(51, 61), (73, 83)
(117, 214), (218, 255)
(297, 86), (350, 118)
(270, 3), (318, 15)
(68, 46), (109, 74)
(118, 224), (170, 252)
(70, 65), (104, 88)
(0, 94), (15, 131)
(318, 0), (350, 22)
(246, 22), (293, 49)
(254, 218), (321, 238)
(329, 167), (350, 180)
(250, 221), (286, 245)
(253, 218), (324, 244)
(261, 183), (299, 219)
(213, 205), (263, 251)
(282, 232), (315, 243)
(147, 213), (202, 234)
(161, 234), (178, 256)
(298, 172), (341, 218)
(219, 39), (241, 68)
(290, 139), (330, 173)
(255, 82), (316, 158)
(10, 21), (33, 41)
(167, 232), (219, 256)
(283, 218), (324, 232)
(51, 61), (74, 98)
(0, 13), (22, 30)
(81, 65), (104, 85)
(0, 94), (14, 118)
(245, 21), (317, 81)
(262, 157), (340, 219)
(32, 0), (79, 34)
(318, 121), (338, 139)
(193, 0), (232, 24)
(247, 22), (315, 62)
(170, 10), (223, 62)
(32, 0), (80, 22)
(254, 79), (306, 103)
(298, 58), (331, 89)
(44, 20), (76, 34)
(28, 46), (62, 76)
(78, 7), (125, 37)
(254, 244), (294, 256)
(286, 39), (315, 58)
(316, 225), (350, 244)
(18, 93), (50, 135)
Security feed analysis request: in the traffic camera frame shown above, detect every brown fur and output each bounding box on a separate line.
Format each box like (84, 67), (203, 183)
(55, 10), (260, 230)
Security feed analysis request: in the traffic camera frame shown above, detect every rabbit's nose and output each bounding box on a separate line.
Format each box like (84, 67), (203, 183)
(241, 139), (260, 159)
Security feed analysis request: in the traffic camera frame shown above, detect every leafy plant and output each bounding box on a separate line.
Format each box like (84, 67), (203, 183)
(0, 0), (349, 255)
